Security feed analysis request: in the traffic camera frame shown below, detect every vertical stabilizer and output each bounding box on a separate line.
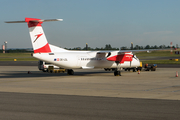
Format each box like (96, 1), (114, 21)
(5, 18), (63, 53)
(25, 18), (51, 53)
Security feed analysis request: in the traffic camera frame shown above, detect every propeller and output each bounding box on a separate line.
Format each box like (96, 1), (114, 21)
(106, 52), (111, 58)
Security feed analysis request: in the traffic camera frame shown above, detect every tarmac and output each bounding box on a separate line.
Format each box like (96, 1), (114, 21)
(0, 66), (180, 100)
(1, 61), (180, 68)
(0, 66), (180, 119)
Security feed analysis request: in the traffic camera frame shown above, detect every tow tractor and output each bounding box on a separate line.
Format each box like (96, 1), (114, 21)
(38, 60), (66, 73)
(144, 64), (157, 71)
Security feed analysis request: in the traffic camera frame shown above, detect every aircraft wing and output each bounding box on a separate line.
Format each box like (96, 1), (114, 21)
(96, 52), (108, 58)
(96, 49), (151, 58)
(96, 49), (160, 55)
(118, 49), (169, 53)
(96, 51), (113, 58)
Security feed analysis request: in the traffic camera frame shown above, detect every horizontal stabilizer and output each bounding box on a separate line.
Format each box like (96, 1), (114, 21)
(5, 21), (26, 23)
(5, 18), (63, 23)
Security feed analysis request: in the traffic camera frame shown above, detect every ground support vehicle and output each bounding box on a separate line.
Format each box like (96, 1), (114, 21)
(144, 64), (157, 71)
(47, 66), (66, 73)
(124, 62), (142, 72)
(38, 60), (62, 72)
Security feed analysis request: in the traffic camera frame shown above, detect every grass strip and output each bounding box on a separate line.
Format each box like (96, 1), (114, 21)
(141, 60), (180, 64)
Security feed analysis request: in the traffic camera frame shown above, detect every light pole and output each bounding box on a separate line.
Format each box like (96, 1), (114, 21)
(4, 41), (7, 53)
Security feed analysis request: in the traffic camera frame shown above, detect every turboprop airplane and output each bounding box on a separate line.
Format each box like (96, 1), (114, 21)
(6, 17), (141, 76)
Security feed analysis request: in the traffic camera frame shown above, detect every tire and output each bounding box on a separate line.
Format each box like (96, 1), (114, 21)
(70, 70), (74, 75)
(119, 71), (121, 76)
(114, 70), (121, 76)
(67, 69), (74, 75)
(114, 71), (117, 76)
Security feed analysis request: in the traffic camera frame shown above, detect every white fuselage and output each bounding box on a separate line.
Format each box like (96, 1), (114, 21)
(33, 50), (140, 69)
(6, 17), (141, 74)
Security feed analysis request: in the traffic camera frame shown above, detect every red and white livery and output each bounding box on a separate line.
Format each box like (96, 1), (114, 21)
(6, 18), (141, 76)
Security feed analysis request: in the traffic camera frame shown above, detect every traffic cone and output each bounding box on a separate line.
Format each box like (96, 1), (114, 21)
(176, 71), (178, 77)
(138, 70), (140, 74)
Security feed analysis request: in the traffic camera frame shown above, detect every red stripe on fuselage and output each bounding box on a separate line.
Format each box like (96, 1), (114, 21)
(34, 43), (51, 53)
(25, 18), (43, 28)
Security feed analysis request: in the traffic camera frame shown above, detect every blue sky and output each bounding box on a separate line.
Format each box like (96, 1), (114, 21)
(0, 0), (180, 49)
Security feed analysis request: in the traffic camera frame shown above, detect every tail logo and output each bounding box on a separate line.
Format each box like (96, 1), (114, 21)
(33, 33), (43, 43)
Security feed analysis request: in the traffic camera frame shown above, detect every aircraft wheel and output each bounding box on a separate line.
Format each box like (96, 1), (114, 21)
(133, 68), (136, 72)
(50, 70), (53, 73)
(114, 70), (121, 76)
(114, 71), (117, 76)
(119, 71), (121, 76)
(67, 69), (74, 75)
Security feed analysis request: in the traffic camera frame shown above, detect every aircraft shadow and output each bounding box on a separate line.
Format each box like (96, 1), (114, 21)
(0, 70), (114, 79)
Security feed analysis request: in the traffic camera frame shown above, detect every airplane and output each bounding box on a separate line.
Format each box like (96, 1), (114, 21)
(6, 17), (141, 76)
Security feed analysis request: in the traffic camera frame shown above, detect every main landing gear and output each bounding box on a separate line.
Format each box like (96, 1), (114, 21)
(114, 68), (121, 76)
(114, 61), (121, 76)
(67, 69), (74, 75)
